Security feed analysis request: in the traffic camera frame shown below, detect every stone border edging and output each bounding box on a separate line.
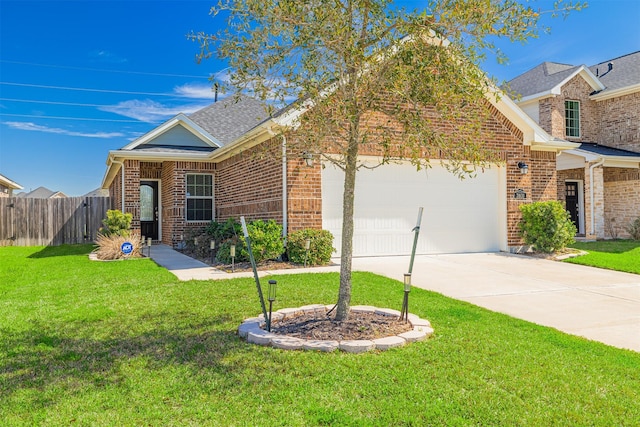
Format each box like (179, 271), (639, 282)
(238, 304), (434, 353)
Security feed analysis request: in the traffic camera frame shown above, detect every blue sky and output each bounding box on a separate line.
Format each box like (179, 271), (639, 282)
(1, 0), (638, 196)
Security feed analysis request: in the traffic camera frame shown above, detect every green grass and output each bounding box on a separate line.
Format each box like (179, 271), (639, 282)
(565, 240), (640, 274)
(1, 245), (639, 426)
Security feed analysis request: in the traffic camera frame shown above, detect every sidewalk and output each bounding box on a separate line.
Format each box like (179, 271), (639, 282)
(147, 244), (339, 281)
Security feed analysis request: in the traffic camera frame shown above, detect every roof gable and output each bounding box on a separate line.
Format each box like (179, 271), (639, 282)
(0, 173), (23, 190)
(507, 63), (604, 102)
(121, 113), (222, 152)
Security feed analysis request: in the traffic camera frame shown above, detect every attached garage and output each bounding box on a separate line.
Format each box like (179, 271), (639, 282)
(322, 158), (507, 256)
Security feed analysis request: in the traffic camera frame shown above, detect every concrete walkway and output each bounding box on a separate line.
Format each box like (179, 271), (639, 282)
(148, 244), (639, 352)
(351, 253), (640, 353)
(148, 244), (339, 281)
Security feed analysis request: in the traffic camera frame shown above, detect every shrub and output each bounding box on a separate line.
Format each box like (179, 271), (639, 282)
(184, 227), (211, 259)
(519, 201), (577, 253)
(206, 217), (242, 243)
(94, 232), (143, 260)
(240, 219), (284, 263)
(627, 217), (640, 240)
(100, 210), (132, 237)
(287, 229), (335, 266)
(216, 239), (248, 264)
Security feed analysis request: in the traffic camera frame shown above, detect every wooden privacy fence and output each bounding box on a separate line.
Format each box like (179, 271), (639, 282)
(0, 197), (111, 246)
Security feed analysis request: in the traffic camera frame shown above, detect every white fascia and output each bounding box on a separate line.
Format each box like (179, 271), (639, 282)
(590, 83), (640, 101)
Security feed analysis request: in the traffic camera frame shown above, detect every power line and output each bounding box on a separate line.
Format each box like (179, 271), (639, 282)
(0, 98), (113, 108)
(0, 113), (152, 123)
(0, 59), (211, 79)
(0, 81), (177, 97)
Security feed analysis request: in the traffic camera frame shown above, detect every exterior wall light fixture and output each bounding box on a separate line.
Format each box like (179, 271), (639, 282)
(302, 152), (314, 167)
(517, 161), (529, 174)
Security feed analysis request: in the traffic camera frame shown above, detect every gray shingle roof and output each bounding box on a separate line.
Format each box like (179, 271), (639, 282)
(505, 62), (580, 98)
(188, 95), (271, 146)
(578, 143), (640, 157)
(589, 51), (640, 93)
(506, 51), (640, 98)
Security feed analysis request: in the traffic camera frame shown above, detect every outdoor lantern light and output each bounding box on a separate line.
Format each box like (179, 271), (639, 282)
(304, 238), (311, 268)
(268, 279), (277, 302)
(210, 240), (215, 264)
(517, 161), (529, 174)
(267, 280), (277, 331)
(404, 273), (412, 292)
(302, 151), (314, 167)
(147, 237), (152, 258)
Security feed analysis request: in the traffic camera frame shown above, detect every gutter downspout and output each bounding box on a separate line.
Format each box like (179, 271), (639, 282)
(589, 158), (605, 236)
(281, 134), (288, 240)
(111, 158), (126, 212)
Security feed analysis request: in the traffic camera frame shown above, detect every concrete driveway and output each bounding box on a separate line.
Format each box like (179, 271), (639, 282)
(350, 253), (640, 352)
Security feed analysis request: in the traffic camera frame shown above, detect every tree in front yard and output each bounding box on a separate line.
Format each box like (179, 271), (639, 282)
(192, 0), (585, 320)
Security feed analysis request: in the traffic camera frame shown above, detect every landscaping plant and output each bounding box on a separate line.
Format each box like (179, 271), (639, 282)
(287, 228), (335, 266)
(99, 209), (132, 237)
(93, 232), (143, 260)
(519, 201), (577, 253)
(627, 216), (640, 240)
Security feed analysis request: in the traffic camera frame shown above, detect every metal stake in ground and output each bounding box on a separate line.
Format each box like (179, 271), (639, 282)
(240, 216), (269, 324)
(408, 207), (423, 275)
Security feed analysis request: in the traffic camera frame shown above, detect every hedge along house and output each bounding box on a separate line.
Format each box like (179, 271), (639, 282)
(101, 84), (578, 256)
(507, 52), (640, 239)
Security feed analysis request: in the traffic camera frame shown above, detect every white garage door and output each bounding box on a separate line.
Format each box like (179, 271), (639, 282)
(322, 159), (506, 256)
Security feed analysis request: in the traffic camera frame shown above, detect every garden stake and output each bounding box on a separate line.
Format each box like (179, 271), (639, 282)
(241, 216), (269, 324)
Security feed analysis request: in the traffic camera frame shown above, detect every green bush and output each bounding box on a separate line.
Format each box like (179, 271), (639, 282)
(627, 217), (640, 240)
(100, 209), (132, 237)
(206, 217), (242, 243)
(287, 229), (335, 265)
(216, 239), (248, 264)
(240, 219), (284, 263)
(519, 201), (577, 253)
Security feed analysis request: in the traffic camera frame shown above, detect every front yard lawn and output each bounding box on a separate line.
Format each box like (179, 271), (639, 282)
(1, 245), (639, 426)
(565, 240), (640, 274)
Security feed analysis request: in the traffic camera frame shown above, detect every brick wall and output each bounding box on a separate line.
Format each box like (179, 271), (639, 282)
(604, 168), (640, 238)
(108, 168), (123, 211)
(161, 161), (216, 245)
(123, 159), (140, 231)
(216, 139), (284, 225)
(536, 76), (639, 153)
(596, 92), (640, 152)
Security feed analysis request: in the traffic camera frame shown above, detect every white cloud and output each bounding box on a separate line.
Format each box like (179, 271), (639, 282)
(174, 83), (220, 99)
(3, 121), (124, 138)
(98, 99), (210, 122)
(89, 49), (128, 64)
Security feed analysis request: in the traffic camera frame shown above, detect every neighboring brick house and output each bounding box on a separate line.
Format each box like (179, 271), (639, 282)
(507, 51), (640, 239)
(0, 173), (22, 197)
(101, 88), (577, 256)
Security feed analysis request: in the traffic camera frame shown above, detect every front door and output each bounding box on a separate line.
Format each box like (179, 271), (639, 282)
(565, 182), (579, 230)
(140, 181), (159, 240)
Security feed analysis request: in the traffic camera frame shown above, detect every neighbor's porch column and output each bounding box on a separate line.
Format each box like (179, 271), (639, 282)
(584, 163), (604, 239)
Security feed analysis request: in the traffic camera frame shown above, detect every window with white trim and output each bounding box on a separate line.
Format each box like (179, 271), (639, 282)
(186, 174), (213, 221)
(565, 100), (580, 138)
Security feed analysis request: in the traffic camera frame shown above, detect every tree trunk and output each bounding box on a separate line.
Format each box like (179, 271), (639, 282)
(335, 122), (360, 321)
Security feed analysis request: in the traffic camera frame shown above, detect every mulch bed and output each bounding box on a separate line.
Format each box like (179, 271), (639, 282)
(271, 311), (413, 341)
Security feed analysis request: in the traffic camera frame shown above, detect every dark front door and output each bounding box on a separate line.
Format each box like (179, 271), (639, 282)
(140, 181), (159, 240)
(565, 182), (579, 230)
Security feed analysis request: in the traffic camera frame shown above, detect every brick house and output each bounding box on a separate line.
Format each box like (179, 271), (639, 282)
(101, 85), (577, 256)
(507, 51), (640, 239)
(0, 173), (22, 197)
